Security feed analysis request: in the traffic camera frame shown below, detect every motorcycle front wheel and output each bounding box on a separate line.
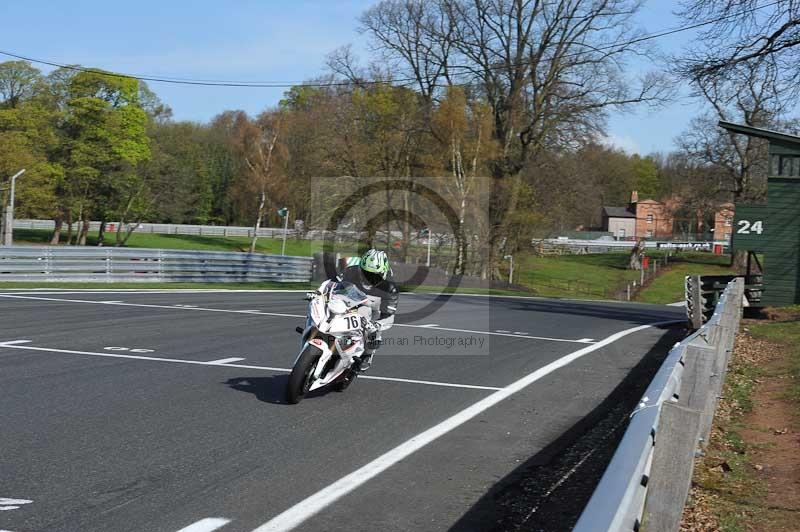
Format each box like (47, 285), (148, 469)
(286, 344), (322, 404)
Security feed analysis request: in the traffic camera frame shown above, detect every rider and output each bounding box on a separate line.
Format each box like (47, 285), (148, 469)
(336, 248), (398, 371)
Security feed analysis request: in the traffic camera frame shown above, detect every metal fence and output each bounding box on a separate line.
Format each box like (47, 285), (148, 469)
(574, 277), (744, 532)
(533, 238), (729, 255)
(0, 247), (313, 283)
(12, 219), (298, 239)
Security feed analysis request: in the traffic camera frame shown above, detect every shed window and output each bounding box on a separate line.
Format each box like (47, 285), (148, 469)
(771, 154), (800, 177)
(646, 214), (653, 223)
(724, 217), (732, 226)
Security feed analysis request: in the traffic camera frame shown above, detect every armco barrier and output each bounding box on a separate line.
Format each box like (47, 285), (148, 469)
(0, 247), (313, 283)
(12, 219), (296, 239)
(573, 277), (744, 532)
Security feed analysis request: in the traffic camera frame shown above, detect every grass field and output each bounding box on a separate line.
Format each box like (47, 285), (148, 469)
(510, 253), (639, 299)
(12, 228), (351, 256)
(635, 253), (735, 304)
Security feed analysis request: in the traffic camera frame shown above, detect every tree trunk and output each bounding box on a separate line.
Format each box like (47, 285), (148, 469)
(629, 239), (645, 270)
(118, 220), (141, 247)
(66, 214), (74, 245)
(730, 249), (748, 272)
(97, 220), (106, 246)
(115, 220), (124, 246)
(249, 189), (266, 253)
(78, 213), (90, 246)
(50, 215), (63, 245)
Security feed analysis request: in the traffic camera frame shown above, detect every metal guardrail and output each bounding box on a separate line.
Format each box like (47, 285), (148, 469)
(0, 247), (313, 283)
(12, 219), (297, 239)
(574, 277), (744, 532)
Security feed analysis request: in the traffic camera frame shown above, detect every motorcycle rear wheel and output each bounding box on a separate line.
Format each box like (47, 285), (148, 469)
(286, 344), (322, 404)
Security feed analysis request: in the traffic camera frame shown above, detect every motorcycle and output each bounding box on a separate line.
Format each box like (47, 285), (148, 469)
(286, 280), (374, 404)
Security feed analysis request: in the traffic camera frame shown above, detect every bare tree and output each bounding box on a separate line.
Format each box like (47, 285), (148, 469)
(360, 0), (669, 277)
(228, 111), (284, 253)
(676, 58), (785, 204)
(677, 0), (800, 87)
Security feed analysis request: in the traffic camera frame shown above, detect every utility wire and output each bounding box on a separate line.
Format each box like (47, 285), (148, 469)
(0, 0), (781, 89)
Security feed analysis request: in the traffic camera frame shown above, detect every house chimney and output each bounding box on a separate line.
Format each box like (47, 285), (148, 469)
(630, 190), (639, 204)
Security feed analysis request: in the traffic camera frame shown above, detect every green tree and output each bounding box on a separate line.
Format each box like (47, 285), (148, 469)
(0, 61), (43, 108)
(631, 155), (661, 199)
(60, 70), (151, 245)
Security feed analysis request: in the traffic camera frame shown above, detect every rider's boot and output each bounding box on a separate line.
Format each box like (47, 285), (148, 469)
(356, 331), (380, 372)
(356, 353), (373, 372)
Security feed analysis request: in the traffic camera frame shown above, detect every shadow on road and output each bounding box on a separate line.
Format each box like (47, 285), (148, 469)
(448, 325), (686, 532)
(398, 294), (684, 327)
(224, 375), (290, 405)
(224, 375), (335, 405)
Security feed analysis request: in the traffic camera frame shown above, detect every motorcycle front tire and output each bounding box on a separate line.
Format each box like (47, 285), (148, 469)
(286, 344), (322, 404)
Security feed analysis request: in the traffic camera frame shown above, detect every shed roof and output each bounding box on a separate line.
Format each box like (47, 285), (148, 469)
(603, 206), (636, 218)
(719, 121), (800, 146)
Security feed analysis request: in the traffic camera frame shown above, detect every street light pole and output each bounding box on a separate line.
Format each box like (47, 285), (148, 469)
(3, 169), (25, 246)
(281, 209), (289, 256)
(426, 229), (432, 267)
(504, 254), (514, 284)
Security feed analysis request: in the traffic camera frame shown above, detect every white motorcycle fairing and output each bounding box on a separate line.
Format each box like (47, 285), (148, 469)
(294, 282), (371, 393)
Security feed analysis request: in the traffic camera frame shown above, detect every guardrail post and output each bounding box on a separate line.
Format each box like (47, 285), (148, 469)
(643, 402), (703, 532)
(680, 344), (719, 444)
(105, 248), (113, 282)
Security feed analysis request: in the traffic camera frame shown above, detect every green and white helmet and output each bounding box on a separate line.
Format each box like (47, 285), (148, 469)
(360, 249), (390, 281)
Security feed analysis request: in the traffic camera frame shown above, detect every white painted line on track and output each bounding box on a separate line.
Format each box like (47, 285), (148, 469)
(0, 289), (308, 294)
(0, 294), (304, 319)
(250, 320), (680, 532)
(360, 375), (501, 391)
(418, 323), (439, 327)
(175, 517), (231, 532)
(577, 338), (595, 343)
(206, 357), (246, 365)
(0, 294), (594, 344)
(0, 340), (31, 345)
(0, 341), (502, 392)
(399, 322), (596, 344)
(667, 301), (686, 307)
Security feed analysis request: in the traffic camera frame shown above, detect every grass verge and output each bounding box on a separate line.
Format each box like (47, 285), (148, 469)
(682, 310), (800, 531)
(636, 253), (735, 304)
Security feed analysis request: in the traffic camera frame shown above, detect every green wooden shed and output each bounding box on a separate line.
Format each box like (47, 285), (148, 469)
(720, 121), (800, 307)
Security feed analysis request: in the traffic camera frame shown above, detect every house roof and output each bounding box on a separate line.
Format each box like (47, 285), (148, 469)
(603, 206), (636, 218)
(719, 121), (800, 146)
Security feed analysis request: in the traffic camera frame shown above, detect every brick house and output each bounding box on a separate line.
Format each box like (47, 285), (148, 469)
(713, 203), (735, 242)
(603, 191), (674, 239)
(603, 192), (735, 240)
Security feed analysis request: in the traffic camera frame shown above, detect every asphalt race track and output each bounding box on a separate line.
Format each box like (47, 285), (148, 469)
(0, 289), (684, 532)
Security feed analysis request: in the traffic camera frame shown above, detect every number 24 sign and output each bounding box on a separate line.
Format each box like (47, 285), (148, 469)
(737, 220), (763, 235)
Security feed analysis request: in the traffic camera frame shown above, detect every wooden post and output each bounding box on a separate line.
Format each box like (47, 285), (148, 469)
(679, 344), (718, 443)
(643, 402), (703, 532)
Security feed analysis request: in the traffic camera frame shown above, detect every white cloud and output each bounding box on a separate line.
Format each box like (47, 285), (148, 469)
(601, 133), (642, 155)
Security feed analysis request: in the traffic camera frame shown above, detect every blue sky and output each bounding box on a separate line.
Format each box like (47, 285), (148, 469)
(1, 0), (704, 154)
